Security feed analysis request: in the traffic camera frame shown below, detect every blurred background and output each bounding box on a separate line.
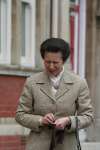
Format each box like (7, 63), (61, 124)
(0, 0), (100, 149)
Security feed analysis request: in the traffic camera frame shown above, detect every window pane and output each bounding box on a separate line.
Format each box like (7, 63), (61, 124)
(21, 2), (31, 58)
(21, 0), (36, 67)
(0, 1), (1, 54)
(21, 3), (26, 57)
(0, 0), (7, 58)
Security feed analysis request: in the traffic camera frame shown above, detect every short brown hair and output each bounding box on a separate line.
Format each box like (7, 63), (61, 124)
(40, 38), (70, 62)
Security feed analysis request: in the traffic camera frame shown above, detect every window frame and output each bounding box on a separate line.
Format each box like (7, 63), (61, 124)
(0, 0), (11, 64)
(21, 0), (36, 67)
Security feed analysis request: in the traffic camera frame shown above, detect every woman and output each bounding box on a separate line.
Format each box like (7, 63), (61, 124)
(15, 38), (94, 150)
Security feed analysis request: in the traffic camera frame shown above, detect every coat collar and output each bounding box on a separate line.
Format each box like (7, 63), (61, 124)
(35, 70), (75, 102)
(35, 70), (74, 84)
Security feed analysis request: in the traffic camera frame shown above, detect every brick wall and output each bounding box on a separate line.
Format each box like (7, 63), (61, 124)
(0, 75), (27, 150)
(0, 136), (26, 150)
(0, 76), (26, 117)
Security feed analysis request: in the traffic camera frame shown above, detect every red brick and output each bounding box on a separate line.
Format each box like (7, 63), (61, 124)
(0, 76), (26, 117)
(0, 135), (26, 150)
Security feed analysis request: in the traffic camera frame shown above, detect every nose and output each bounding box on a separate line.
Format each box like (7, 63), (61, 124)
(49, 62), (55, 70)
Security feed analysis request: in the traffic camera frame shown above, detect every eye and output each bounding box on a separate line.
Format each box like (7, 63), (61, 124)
(53, 62), (59, 65)
(44, 60), (60, 65)
(45, 61), (51, 64)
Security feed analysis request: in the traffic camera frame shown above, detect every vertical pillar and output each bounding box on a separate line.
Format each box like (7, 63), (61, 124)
(11, 0), (21, 65)
(85, 0), (98, 141)
(51, 0), (70, 42)
(51, 0), (59, 37)
(94, 24), (100, 141)
(35, 0), (51, 68)
(93, 0), (100, 141)
(51, 0), (70, 70)
(59, 0), (70, 42)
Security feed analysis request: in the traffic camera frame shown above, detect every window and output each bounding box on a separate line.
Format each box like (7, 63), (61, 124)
(70, 0), (86, 78)
(0, 0), (11, 64)
(21, 0), (36, 67)
(0, 0), (36, 68)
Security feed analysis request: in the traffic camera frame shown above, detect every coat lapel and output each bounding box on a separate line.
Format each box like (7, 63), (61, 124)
(55, 81), (69, 100)
(39, 83), (56, 101)
(36, 71), (56, 102)
(35, 71), (74, 101)
(56, 71), (74, 100)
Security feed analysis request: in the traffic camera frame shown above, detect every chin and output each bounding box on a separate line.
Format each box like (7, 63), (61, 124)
(48, 72), (56, 76)
(52, 72), (59, 76)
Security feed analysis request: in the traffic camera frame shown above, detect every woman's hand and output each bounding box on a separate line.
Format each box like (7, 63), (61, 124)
(54, 117), (71, 130)
(42, 113), (55, 125)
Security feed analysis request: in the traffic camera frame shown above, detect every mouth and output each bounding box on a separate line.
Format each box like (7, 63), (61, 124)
(49, 70), (56, 74)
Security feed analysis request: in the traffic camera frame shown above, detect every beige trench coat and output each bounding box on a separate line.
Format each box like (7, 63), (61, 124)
(15, 71), (94, 150)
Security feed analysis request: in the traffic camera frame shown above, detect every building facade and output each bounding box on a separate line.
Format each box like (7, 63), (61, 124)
(0, 0), (100, 149)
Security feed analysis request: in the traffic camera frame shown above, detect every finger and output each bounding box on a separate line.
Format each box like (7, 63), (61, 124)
(54, 119), (64, 129)
(46, 117), (54, 124)
(44, 116), (54, 124)
(48, 113), (55, 120)
(55, 123), (64, 129)
(47, 114), (55, 122)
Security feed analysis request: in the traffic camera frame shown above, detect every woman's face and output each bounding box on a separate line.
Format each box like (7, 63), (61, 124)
(43, 52), (64, 76)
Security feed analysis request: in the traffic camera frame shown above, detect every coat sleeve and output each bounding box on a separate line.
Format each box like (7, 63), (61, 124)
(15, 77), (43, 132)
(66, 79), (94, 132)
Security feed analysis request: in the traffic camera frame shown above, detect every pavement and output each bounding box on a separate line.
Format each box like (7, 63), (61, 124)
(82, 142), (100, 150)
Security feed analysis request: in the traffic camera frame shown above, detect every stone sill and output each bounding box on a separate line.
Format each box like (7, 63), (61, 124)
(0, 124), (30, 136)
(0, 65), (43, 77)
